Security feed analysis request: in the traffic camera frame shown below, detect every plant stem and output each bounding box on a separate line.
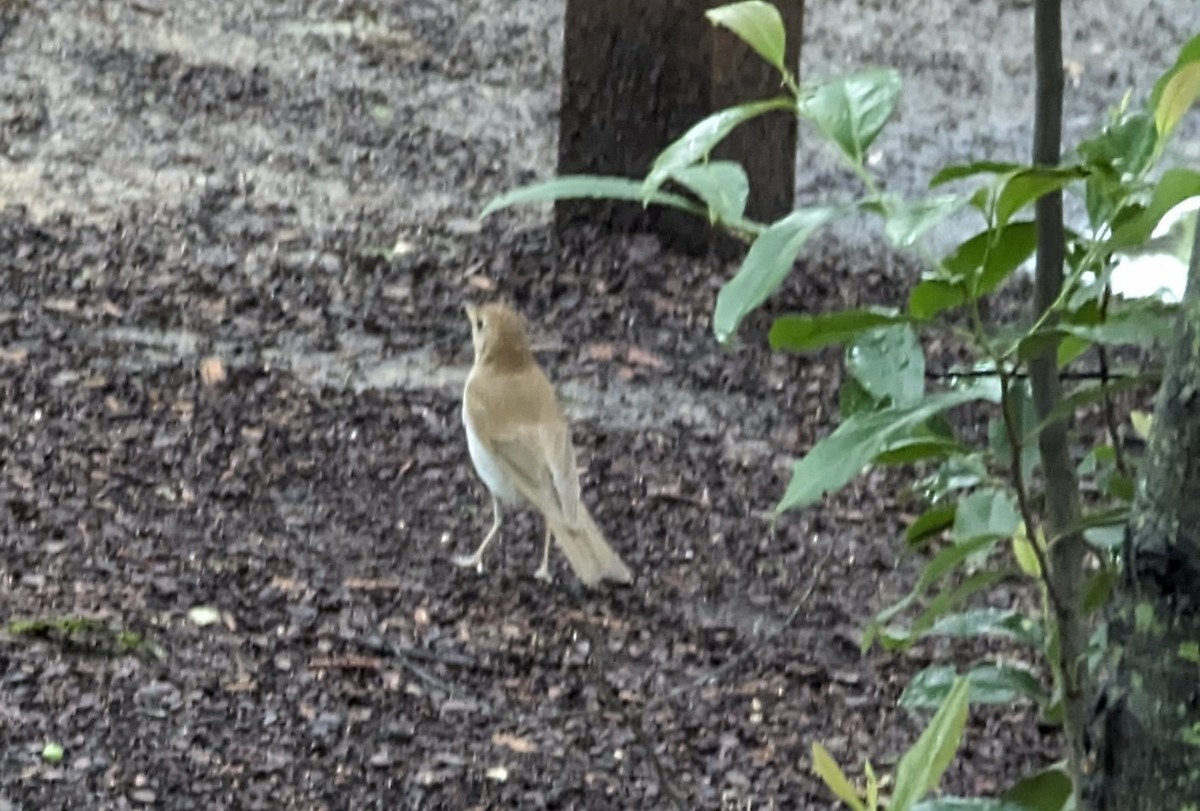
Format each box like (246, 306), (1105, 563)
(1031, 0), (1089, 804)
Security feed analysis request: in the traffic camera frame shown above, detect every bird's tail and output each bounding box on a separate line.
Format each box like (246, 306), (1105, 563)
(547, 505), (633, 586)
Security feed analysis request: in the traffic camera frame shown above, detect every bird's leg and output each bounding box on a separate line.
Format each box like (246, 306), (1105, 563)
(533, 523), (553, 582)
(453, 496), (502, 572)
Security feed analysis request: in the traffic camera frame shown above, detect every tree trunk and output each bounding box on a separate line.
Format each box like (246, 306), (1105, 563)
(1090, 223), (1200, 809)
(557, 0), (804, 254)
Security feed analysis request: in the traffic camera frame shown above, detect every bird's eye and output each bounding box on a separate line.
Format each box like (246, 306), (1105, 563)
(475, 318), (484, 330)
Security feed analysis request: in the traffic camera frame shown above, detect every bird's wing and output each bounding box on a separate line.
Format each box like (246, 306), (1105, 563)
(466, 367), (582, 525)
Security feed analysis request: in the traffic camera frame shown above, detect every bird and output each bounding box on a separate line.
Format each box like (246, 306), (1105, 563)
(453, 301), (633, 586)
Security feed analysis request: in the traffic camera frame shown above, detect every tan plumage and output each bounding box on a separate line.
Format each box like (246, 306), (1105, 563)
(454, 302), (633, 586)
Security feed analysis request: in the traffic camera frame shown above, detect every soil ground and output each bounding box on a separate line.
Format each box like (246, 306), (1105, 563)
(0, 0), (1190, 808)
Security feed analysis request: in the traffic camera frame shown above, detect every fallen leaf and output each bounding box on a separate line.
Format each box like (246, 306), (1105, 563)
(466, 275), (496, 291)
(187, 606), (221, 627)
(42, 298), (78, 314)
(485, 765), (509, 782)
(626, 346), (666, 369)
(200, 356), (227, 387)
(492, 732), (537, 754)
(583, 342), (617, 362)
(0, 346), (29, 364)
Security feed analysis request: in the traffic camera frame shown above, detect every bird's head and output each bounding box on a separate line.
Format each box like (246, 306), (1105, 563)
(465, 301), (534, 370)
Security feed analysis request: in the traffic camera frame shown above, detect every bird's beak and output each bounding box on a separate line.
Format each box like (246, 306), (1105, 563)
(464, 304), (476, 321)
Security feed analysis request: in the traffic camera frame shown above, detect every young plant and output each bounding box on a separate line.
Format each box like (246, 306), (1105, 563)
(483, 2), (1200, 807)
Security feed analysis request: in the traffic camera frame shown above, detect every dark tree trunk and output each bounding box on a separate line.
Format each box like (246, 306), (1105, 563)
(557, 0), (804, 254)
(1090, 224), (1200, 809)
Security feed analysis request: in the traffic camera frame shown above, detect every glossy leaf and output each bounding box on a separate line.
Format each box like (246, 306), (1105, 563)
(1002, 765), (1073, 811)
(777, 389), (984, 513)
(952, 488), (1020, 544)
(883, 194), (966, 248)
(995, 166), (1089, 227)
(811, 742), (866, 811)
(846, 324), (925, 406)
(869, 534), (1000, 636)
(706, 1), (788, 72)
(643, 99), (793, 197)
(769, 308), (905, 352)
(899, 663), (1048, 710)
(908, 279), (966, 321)
(875, 436), (964, 465)
(798, 69), (902, 164)
(923, 608), (1044, 648)
(670, 161), (750, 224)
(880, 569), (1012, 650)
(942, 222), (1037, 295)
(1108, 168), (1200, 249)
(890, 678), (970, 811)
(1084, 568), (1118, 614)
(840, 375), (883, 418)
(1043, 373), (1160, 428)
(906, 504), (957, 547)
(1155, 61), (1200, 138)
(481, 175), (698, 218)
(715, 206), (841, 343)
(1011, 523), (1043, 579)
(929, 160), (1022, 187)
(913, 800), (1030, 811)
(1060, 303), (1179, 347)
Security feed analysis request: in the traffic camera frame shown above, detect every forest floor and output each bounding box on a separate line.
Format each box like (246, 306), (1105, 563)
(0, 0), (1190, 808)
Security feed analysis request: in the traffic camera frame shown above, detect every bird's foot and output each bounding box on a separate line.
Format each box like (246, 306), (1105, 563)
(532, 564), (553, 583)
(451, 553), (485, 573)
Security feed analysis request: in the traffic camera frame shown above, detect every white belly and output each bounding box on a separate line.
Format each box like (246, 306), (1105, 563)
(463, 398), (521, 503)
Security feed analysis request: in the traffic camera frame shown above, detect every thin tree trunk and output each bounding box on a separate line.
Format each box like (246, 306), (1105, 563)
(1029, 0), (1089, 802)
(1091, 221), (1200, 809)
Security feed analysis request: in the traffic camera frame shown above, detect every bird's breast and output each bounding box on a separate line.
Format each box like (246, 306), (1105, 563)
(462, 397), (521, 503)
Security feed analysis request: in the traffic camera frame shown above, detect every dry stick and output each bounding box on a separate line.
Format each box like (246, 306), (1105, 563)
(1096, 288), (1129, 477)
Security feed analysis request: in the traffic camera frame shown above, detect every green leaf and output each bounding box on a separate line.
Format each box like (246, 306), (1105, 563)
(875, 436), (964, 465)
(891, 678), (970, 811)
(1083, 568), (1118, 614)
(923, 608), (1044, 648)
(909, 279), (967, 321)
(913, 799), (1032, 811)
(840, 375), (883, 418)
(1060, 303), (1179, 347)
(810, 742), (867, 811)
(1002, 765), (1073, 811)
(995, 166), (1089, 227)
(880, 569), (1012, 650)
(942, 221), (1038, 295)
(906, 504), (957, 547)
(481, 175), (699, 218)
(770, 308), (907, 353)
(863, 533), (1002, 653)
(847, 324), (925, 407)
(1043, 372), (1160, 428)
(1108, 168), (1200, 249)
(715, 206), (842, 343)
(669, 161), (750, 224)
(930, 160), (1022, 187)
(883, 194), (966, 248)
(899, 663), (1048, 710)
(1011, 523), (1043, 579)
(706, 1), (788, 72)
(952, 488), (1020, 544)
(798, 69), (902, 165)
(777, 389), (984, 513)
(644, 98), (793, 197)
(1155, 61), (1200, 138)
